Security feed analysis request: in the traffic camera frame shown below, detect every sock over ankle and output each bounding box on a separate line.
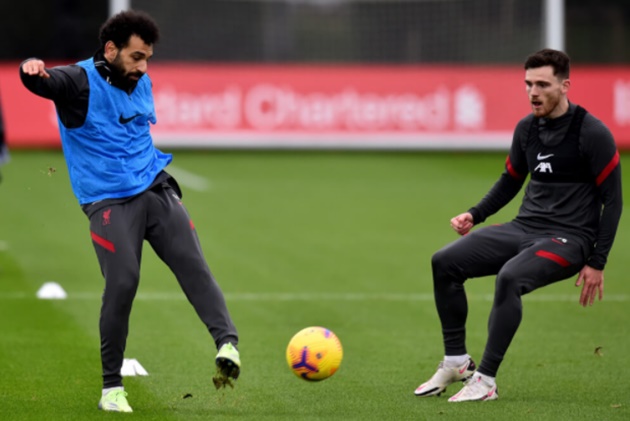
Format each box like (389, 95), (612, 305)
(444, 354), (470, 368)
(474, 371), (496, 386)
(102, 386), (123, 397)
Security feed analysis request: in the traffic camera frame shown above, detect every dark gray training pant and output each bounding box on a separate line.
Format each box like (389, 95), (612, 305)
(87, 181), (238, 388)
(431, 222), (588, 377)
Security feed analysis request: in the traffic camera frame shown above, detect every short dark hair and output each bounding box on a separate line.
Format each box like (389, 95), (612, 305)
(99, 10), (160, 49)
(524, 49), (570, 80)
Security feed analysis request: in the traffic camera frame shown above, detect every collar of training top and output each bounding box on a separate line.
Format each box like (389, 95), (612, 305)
(538, 102), (576, 128)
(93, 49), (139, 95)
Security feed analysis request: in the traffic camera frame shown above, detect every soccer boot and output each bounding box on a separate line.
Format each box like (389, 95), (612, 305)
(98, 389), (133, 412)
(213, 342), (241, 389)
(414, 358), (476, 397)
(448, 373), (498, 402)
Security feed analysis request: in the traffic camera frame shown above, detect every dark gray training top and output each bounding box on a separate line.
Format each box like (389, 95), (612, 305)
(20, 50), (137, 129)
(469, 103), (622, 270)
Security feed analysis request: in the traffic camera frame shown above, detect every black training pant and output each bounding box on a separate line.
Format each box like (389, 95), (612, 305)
(87, 182), (238, 388)
(431, 222), (588, 377)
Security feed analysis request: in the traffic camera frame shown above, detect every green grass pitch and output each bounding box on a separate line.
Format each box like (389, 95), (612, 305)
(0, 150), (628, 420)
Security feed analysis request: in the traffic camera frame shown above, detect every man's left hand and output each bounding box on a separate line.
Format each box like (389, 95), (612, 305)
(575, 265), (604, 307)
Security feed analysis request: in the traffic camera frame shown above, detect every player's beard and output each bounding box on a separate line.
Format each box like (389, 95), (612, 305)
(110, 53), (143, 86)
(531, 90), (564, 118)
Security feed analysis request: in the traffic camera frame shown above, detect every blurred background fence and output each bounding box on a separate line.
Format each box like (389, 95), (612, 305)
(2, 0), (630, 63)
(1, 0), (629, 149)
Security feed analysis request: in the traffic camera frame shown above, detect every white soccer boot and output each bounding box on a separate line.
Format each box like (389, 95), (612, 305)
(414, 358), (476, 397)
(448, 373), (498, 402)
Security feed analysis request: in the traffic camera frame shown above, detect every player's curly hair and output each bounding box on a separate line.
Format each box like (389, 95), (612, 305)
(524, 49), (570, 80)
(99, 10), (160, 49)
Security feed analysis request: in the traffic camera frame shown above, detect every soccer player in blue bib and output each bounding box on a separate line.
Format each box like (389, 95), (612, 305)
(21, 10), (240, 412)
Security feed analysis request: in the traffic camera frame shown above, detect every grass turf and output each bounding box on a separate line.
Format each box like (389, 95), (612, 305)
(0, 150), (628, 420)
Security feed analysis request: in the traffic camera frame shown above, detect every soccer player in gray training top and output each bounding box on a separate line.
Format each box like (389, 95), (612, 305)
(20, 10), (240, 412)
(414, 49), (622, 402)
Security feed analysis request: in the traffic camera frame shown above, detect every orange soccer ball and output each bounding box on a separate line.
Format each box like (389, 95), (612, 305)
(286, 326), (343, 381)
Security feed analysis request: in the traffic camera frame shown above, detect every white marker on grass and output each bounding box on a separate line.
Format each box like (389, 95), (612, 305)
(36, 282), (67, 300)
(121, 359), (149, 376)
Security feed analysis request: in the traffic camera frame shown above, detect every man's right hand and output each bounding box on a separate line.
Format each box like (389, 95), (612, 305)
(450, 212), (474, 235)
(21, 59), (50, 79)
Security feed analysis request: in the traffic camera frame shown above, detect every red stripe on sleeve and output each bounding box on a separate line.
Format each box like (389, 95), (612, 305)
(535, 250), (570, 267)
(505, 155), (525, 180)
(91, 232), (116, 253)
(596, 150), (620, 186)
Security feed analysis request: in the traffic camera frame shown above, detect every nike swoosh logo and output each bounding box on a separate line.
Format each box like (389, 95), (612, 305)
(537, 153), (554, 160)
(119, 113), (142, 124)
(458, 360), (471, 374)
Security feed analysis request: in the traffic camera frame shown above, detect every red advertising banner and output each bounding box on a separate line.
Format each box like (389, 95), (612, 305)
(2, 62), (630, 149)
